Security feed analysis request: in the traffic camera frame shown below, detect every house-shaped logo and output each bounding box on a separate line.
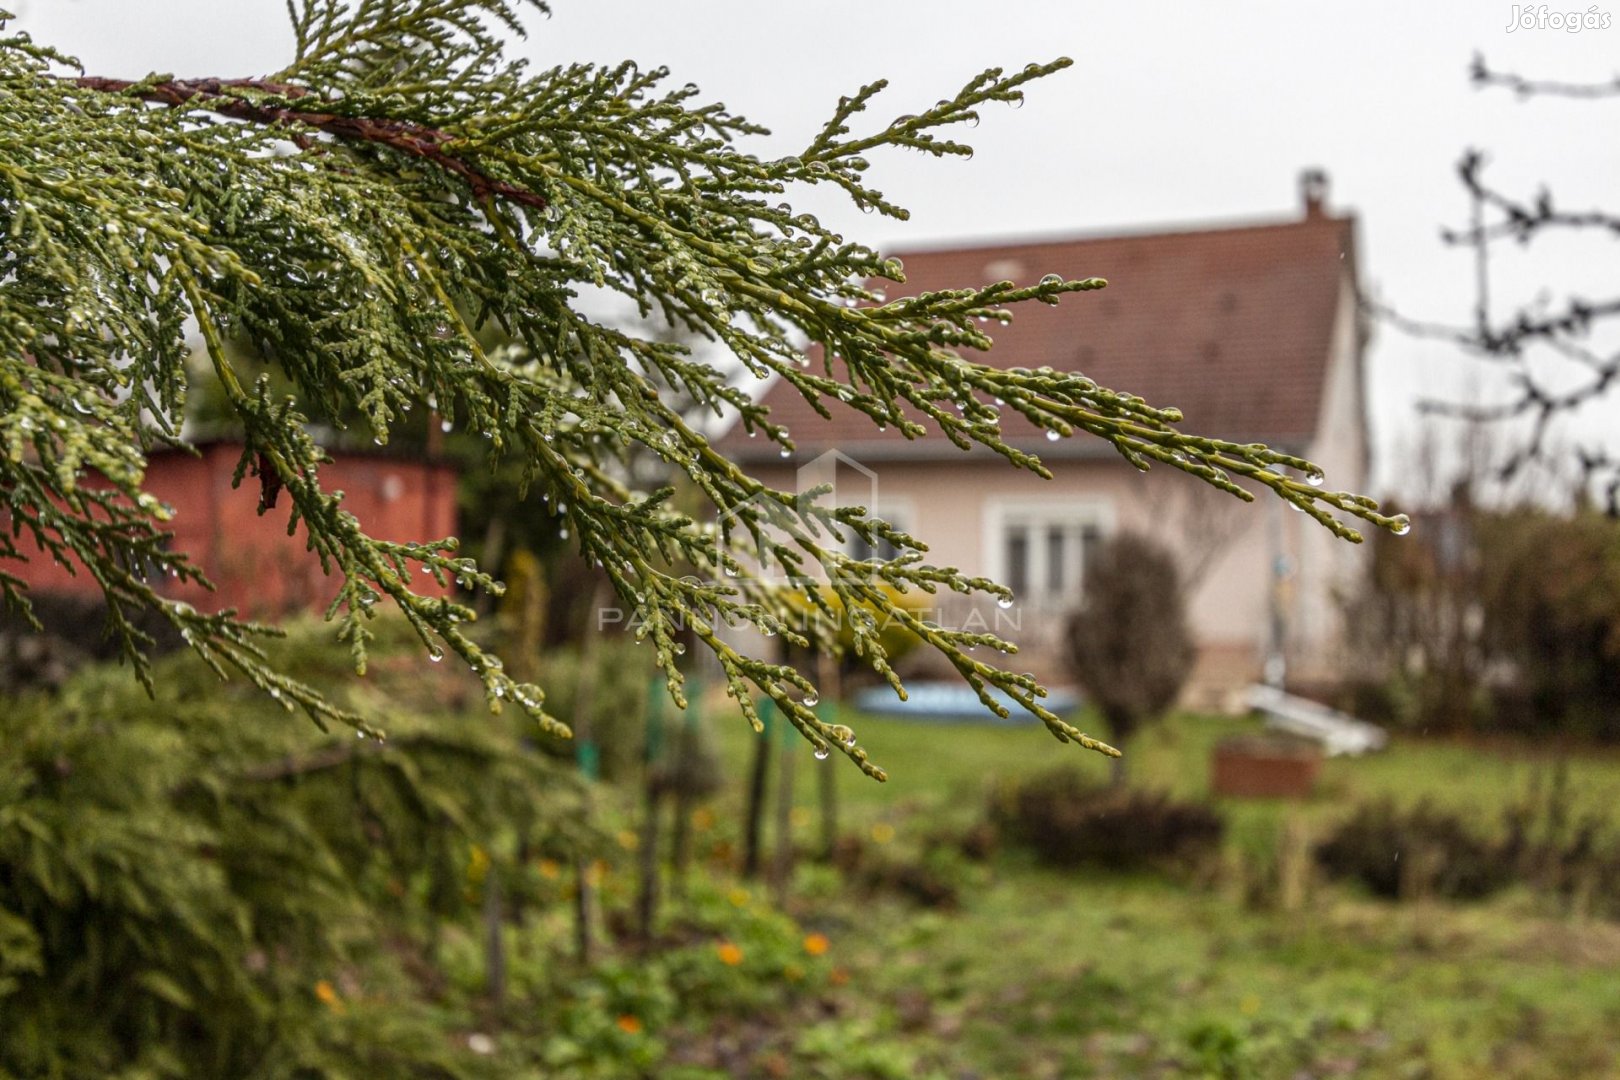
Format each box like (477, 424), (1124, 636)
(713, 449), (881, 589)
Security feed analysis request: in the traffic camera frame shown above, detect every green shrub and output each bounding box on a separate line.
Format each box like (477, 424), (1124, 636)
(989, 766), (1224, 874)
(1481, 509), (1620, 738)
(0, 620), (590, 1079)
(1314, 801), (1509, 900)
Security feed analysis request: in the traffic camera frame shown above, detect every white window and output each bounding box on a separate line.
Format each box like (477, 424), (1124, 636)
(986, 499), (1111, 611)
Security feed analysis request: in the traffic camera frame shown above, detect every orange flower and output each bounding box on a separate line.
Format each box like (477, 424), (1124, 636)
(828, 966), (850, 987)
(314, 979), (346, 1014)
(615, 1014), (643, 1035)
(716, 941), (744, 966)
(802, 932), (830, 957)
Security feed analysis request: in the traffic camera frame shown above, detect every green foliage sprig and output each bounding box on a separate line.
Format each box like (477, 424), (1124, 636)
(0, 0), (1406, 775)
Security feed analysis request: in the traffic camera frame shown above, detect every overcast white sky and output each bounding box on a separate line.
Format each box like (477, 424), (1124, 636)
(17, 0), (1620, 494)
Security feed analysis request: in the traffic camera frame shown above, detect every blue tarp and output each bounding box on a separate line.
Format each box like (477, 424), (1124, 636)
(852, 680), (1082, 724)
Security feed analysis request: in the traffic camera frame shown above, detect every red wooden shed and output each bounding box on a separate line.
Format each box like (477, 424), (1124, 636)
(5, 440), (457, 620)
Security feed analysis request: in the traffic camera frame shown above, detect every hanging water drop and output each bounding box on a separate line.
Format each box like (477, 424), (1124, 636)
(814, 746), (830, 761)
(803, 691), (819, 707)
(1391, 514), (1412, 537)
(997, 595), (1014, 610)
(428, 648), (444, 662)
(1045, 430), (1060, 442)
(1305, 467), (1325, 487)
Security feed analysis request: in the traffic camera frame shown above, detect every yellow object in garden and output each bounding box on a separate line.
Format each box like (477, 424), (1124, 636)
(615, 1014), (643, 1035)
(776, 582), (929, 665)
(803, 933), (830, 957)
(717, 941), (744, 966)
(466, 844), (490, 884)
(314, 980), (345, 1014)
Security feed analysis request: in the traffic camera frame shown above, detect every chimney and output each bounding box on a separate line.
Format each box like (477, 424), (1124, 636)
(1299, 168), (1328, 220)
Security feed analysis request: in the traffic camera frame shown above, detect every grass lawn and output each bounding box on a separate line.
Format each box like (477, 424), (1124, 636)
(688, 700), (1620, 1078)
(707, 699), (1620, 843)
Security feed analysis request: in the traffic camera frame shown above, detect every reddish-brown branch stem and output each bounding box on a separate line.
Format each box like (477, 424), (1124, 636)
(72, 75), (548, 211)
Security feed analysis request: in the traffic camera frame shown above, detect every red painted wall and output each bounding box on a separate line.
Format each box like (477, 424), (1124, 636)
(4, 442), (457, 620)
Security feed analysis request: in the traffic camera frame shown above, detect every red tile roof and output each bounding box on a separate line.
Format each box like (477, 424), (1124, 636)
(718, 212), (1357, 464)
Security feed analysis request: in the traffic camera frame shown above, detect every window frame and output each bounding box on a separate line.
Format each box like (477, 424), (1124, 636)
(983, 496), (1114, 610)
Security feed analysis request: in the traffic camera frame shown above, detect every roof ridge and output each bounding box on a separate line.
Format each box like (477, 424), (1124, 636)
(882, 212), (1352, 262)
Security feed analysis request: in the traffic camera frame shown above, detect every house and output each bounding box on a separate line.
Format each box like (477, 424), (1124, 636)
(4, 440), (457, 621)
(715, 173), (1370, 710)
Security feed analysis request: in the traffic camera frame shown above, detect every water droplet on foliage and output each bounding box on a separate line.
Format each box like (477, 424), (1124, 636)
(1305, 467), (1325, 487)
(1045, 430), (1060, 442)
(803, 691), (819, 707)
(428, 648), (443, 662)
(814, 747), (830, 760)
(1391, 514), (1412, 537)
(1039, 273), (1063, 287)
(997, 596), (1014, 610)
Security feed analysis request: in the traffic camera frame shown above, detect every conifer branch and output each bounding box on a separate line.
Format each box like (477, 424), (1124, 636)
(0, 0), (1404, 775)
